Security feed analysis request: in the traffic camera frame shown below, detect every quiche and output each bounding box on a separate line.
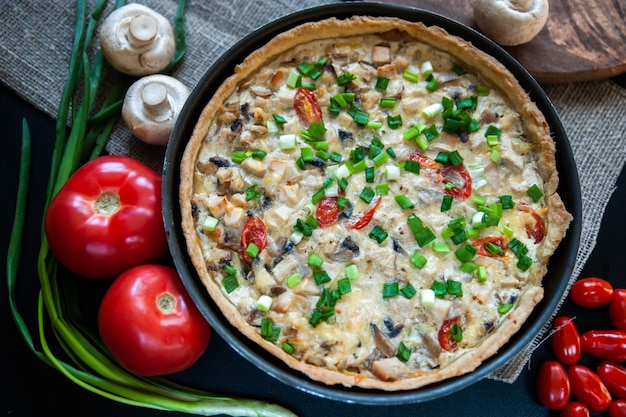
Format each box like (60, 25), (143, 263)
(179, 16), (572, 390)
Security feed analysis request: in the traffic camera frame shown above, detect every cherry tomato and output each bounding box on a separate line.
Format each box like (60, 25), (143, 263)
(316, 196), (340, 227)
(569, 277), (614, 308)
(596, 362), (626, 400)
(609, 400), (626, 417)
(471, 236), (508, 258)
(240, 216), (268, 263)
(609, 289), (626, 331)
(44, 155), (168, 279)
(438, 316), (461, 351)
(536, 360), (571, 410)
(293, 88), (322, 128)
(441, 163), (472, 199)
(525, 211), (545, 243)
(560, 402), (590, 417)
(568, 365), (612, 413)
(551, 316), (582, 365)
(408, 152), (443, 170)
(346, 195), (381, 230)
(581, 330), (626, 362)
(98, 265), (211, 376)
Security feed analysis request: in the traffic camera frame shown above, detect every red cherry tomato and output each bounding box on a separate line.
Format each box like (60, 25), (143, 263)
(240, 216), (268, 263)
(610, 289), (626, 331)
(44, 155), (168, 279)
(441, 163), (472, 199)
(408, 152), (443, 170)
(293, 88), (322, 128)
(609, 400), (626, 417)
(560, 402), (590, 417)
(525, 211), (545, 243)
(536, 360), (571, 410)
(581, 330), (626, 362)
(315, 196), (340, 227)
(98, 265), (211, 376)
(438, 316), (461, 352)
(346, 195), (381, 230)
(596, 362), (626, 400)
(551, 316), (582, 365)
(568, 365), (612, 413)
(569, 277), (614, 308)
(471, 236), (508, 258)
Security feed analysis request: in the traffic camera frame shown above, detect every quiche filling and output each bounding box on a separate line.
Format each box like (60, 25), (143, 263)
(180, 17), (572, 390)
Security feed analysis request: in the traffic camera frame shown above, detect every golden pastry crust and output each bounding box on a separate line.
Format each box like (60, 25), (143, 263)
(180, 16), (572, 390)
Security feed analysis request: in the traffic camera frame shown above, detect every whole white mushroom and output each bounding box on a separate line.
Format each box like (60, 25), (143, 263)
(473, 0), (549, 46)
(100, 3), (175, 76)
(122, 74), (190, 146)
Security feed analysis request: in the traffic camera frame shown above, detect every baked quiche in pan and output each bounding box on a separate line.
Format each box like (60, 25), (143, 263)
(179, 16), (572, 390)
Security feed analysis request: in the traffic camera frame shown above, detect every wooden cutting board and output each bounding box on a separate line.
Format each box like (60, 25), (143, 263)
(371, 0), (626, 84)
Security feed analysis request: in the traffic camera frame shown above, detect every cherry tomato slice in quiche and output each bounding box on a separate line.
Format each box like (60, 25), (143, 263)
(316, 196), (340, 228)
(568, 365), (612, 413)
(408, 152), (443, 170)
(438, 316), (461, 352)
(550, 316), (582, 366)
(536, 360), (571, 410)
(345, 195), (382, 230)
(44, 155), (168, 279)
(240, 216), (268, 263)
(441, 163), (472, 199)
(471, 236), (508, 258)
(570, 277), (614, 308)
(294, 88), (322, 128)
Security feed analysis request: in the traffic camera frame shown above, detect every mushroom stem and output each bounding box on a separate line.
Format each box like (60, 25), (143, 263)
(510, 0), (532, 12)
(128, 14), (158, 47)
(141, 82), (172, 122)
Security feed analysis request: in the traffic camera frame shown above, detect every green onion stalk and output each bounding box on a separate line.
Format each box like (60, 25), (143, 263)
(7, 1), (297, 416)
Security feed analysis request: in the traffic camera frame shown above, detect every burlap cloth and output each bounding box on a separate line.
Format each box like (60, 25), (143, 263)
(2, 0), (625, 384)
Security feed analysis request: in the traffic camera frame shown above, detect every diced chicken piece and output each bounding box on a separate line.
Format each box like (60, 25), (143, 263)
(253, 263), (275, 292)
(273, 291), (309, 313)
(270, 68), (290, 89)
(429, 298), (452, 325)
(371, 45), (391, 66)
(229, 193), (247, 208)
(216, 167), (247, 192)
(223, 206), (246, 228)
(240, 157), (266, 177)
(271, 255), (299, 283)
(262, 158), (288, 188)
(394, 55), (410, 71)
(264, 205), (295, 230)
(207, 194), (229, 218)
(360, 90), (382, 112)
(377, 63), (397, 78)
(371, 357), (408, 381)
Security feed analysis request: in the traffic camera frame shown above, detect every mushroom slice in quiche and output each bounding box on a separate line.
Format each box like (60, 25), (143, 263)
(180, 16), (572, 390)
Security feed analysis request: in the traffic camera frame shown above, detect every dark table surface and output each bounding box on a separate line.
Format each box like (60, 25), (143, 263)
(2, 77), (625, 416)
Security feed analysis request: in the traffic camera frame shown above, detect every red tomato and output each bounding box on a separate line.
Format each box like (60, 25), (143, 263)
(597, 362), (626, 400)
(438, 316), (461, 352)
(525, 211), (545, 243)
(471, 236), (508, 258)
(536, 360), (571, 410)
(551, 316), (582, 365)
(44, 155), (168, 279)
(569, 277), (614, 308)
(610, 289), (626, 331)
(98, 265), (211, 376)
(346, 195), (381, 230)
(240, 216), (268, 263)
(408, 152), (443, 170)
(560, 402), (590, 417)
(293, 88), (322, 128)
(441, 163), (472, 199)
(609, 400), (626, 417)
(568, 365), (612, 413)
(581, 330), (626, 362)
(316, 196), (340, 227)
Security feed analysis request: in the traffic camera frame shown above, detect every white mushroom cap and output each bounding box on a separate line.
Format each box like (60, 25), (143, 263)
(121, 74), (190, 146)
(473, 0), (549, 46)
(100, 3), (175, 76)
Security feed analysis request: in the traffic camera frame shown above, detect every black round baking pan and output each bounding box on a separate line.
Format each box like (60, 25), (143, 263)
(162, 2), (582, 405)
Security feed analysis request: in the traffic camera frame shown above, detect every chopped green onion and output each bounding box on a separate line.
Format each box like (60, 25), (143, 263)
(490, 146), (501, 163)
(394, 194), (414, 209)
(421, 288), (436, 306)
(266, 119), (279, 134)
(222, 274), (239, 293)
(527, 184), (544, 202)
(256, 295), (273, 312)
(279, 133), (297, 149)
(380, 97), (396, 108)
(387, 114), (403, 129)
(415, 136), (429, 151)
(432, 242), (451, 253)
(422, 102), (443, 118)
(369, 226), (388, 244)
(347, 105), (369, 125)
(373, 151), (389, 167)
(311, 188), (325, 204)
(448, 150), (464, 166)
(245, 184), (262, 201)
(308, 253), (324, 268)
(376, 183), (389, 195)
(476, 85), (490, 96)
(397, 341), (412, 362)
(386, 165), (401, 180)
(455, 244), (477, 262)
(477, 265), (488, 282)
(402, 69), (419, 83)
(286, 72), (302, 88)
(420, 61), (434, 77)
(450, 324), (463, 342)
(401, 284), (417, 299)
(337, 277), (352, 295)
(313, 270), (332, 285)
(423, 124), (440, 141)
(460, 261), (477, 273)
(517, 255), (533, 271)
(366, 120), (383, 129)
(282, 342), (296, 354)
(386, 147), (396, 158)
(431, 281), (447, 298)
(498, 303), (514, 314)
(286, 273), (301, 288)
(409, 251), (427, 269)
(383, 281), (400, 298)
(246, 242), (259, 258)
(365, 166), (375, 183)
(261, 318), (280, 341)
(404, 160), (421, 174)
(375, 76), (390, 91)
(501, 225), (515, 237)
(446, 279), (463, 297)
(336, 196), (350, 209)
(337, 72), (357, 86)
(426, 78), (440, 92)
(202, 215), (219, 232)
(499, 195), (515, 209)
(359, 186), (376, 203)
(273, 113), (287, 125)
(231, 150), (246, 163)
(345, 264), (359, 280)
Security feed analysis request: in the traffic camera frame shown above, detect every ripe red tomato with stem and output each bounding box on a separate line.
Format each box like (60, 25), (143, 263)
(568, 365), (612, 413)
(580, 330), (626, 362)
(560, 402), (590, 417)
(44, 155), (168, 279)
(570, 277), (614, 308)
(609, 400), (626, 417)
(609, 289), (626, 331)
(551, 316), (582, 365)
(536, 360), (571, 410)
(98, 264), (211, 376)
(596, 362), (626, 400)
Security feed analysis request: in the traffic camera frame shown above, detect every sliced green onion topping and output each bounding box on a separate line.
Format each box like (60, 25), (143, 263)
(359, 186), (376, 203)
(402, 69), (419, 83)
(369, 226), (388, 243)
(345, 264), (359, 280)
(395, 194), (414, 209)
(375, 77), (390, 91)
(527, 184), (544, 202)
(246, 242), (259, 258)
(498, 303), (514, 314)
(382, 281), (400, 298)
(397, 341), (412, 362)
(409, 251), (427, 269)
